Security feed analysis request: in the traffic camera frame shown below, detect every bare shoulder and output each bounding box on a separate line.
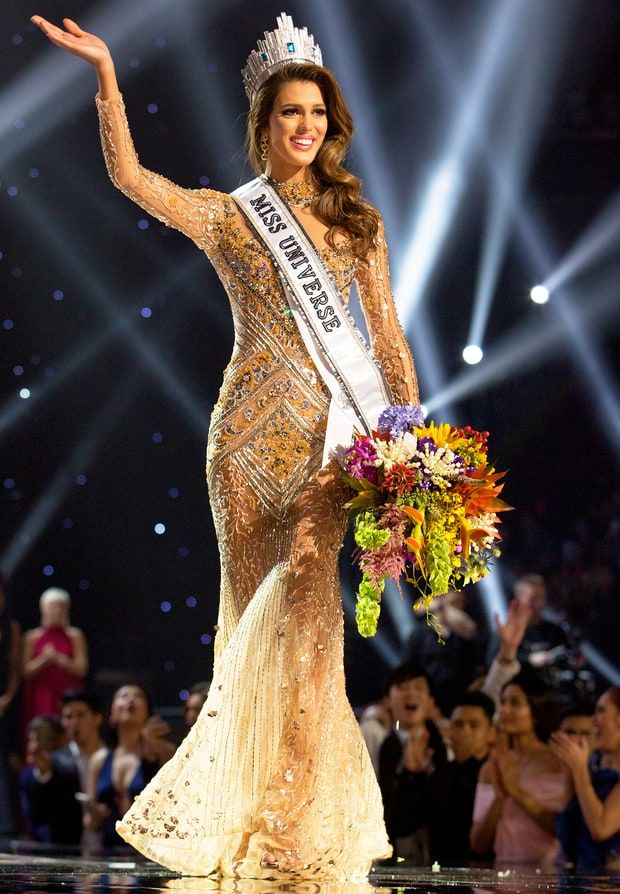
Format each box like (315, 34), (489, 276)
(24, 626), (43, 643)
(67, 626), (86, 641)
(89, 747), (109, 774)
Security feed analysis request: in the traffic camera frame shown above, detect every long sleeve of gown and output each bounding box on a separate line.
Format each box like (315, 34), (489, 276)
(355, 218), (419, 406)
(95, 93), (225, 252)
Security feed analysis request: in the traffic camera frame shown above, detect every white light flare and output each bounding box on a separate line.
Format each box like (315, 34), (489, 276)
(530, 284), (549, 304)
(462, 344), (483, 365)
(425, 277), (619, 417)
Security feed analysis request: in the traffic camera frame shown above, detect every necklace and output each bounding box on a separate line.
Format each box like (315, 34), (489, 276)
(272, 178), (321, 208)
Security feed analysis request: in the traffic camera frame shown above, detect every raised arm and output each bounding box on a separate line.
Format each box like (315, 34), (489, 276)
(550, 732), (620, 842)
(31, 16), (226, 249)
(355, 217), (419, 406)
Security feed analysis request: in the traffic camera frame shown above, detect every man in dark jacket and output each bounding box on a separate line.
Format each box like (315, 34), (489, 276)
(19, 716), (82, 846)
(378, 662), (448, 864)
(431, 691), (495, 866)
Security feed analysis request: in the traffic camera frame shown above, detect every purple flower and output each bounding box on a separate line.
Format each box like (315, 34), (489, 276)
(377, 404), (425, 438)
(345, 437), (379, 483)
(347, 460), (378, 484)
(417, 437), (437, 453)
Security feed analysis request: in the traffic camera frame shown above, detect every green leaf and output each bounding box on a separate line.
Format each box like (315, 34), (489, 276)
(345, 493), (381, 513)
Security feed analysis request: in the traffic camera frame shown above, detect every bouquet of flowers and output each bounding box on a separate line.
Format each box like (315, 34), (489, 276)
(341, 405), (512, 637)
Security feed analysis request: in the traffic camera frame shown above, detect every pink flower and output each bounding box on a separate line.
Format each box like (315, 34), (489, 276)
(345, 436), (379, 483)
(359, 510), (407, 587)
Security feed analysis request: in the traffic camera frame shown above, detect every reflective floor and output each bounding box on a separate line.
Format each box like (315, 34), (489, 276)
(0, 855), (618, 894)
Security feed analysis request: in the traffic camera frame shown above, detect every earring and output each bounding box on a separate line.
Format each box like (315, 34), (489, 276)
(260, 134), (269, 162)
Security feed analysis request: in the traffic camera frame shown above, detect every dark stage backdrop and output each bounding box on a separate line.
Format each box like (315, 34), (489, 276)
(2, 0), (619, 711)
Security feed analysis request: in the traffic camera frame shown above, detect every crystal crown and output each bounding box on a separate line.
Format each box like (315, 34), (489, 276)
(242, 12), (323, 105)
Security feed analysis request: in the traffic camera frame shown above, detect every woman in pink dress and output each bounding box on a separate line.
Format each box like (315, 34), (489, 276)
(23, 588), (88, 729)
(470, 670), (570, 866)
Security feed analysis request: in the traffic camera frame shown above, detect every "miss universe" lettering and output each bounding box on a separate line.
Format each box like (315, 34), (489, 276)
(248, 193), (341, 333)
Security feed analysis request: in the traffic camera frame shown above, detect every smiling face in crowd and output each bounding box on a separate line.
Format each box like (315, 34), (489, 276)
(387, 675), (431, 732)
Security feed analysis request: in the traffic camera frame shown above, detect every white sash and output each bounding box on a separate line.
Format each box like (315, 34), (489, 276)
(232, 176), (391, 464)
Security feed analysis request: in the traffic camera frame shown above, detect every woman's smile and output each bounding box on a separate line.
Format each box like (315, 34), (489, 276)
(267, 80), (328, 180)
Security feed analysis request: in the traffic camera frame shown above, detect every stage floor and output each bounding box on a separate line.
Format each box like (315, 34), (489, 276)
(0, 854), (618, 894)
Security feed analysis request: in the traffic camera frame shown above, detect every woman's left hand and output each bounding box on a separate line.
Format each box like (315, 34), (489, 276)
(549, 730), (590, 777)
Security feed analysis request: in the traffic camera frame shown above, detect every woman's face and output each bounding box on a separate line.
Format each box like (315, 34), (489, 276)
(266, 80), (328, 180)
(41, 599), (68, 629)
(498, 684), (534, 736)
(592, 691), (620, 751)
(110, 685), (149, 727)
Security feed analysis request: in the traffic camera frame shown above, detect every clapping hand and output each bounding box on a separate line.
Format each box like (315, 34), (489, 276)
(492, 734), (521, 799)
(31, 16), (112, 70)
(403, 726), (433, 773)
(549, 730), (590, 778)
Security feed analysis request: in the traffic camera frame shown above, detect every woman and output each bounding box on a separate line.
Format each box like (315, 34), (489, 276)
(30, 12), (417, 879)
(86, 684), (174, 850)
(23, 588), (88, 732)
(470, 671), (569, 866)
(551, 687), (620, 869)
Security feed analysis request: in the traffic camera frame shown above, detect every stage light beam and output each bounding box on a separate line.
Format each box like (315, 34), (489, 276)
(544, 188), (620, 294)
(8, 187), (211, 438)
(0, 375), (143, 579)
(396, 0), (530, 322)
(426, 275), (619, 415)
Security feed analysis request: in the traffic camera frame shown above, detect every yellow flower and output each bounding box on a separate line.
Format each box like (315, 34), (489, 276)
(414, 420), (450, 447)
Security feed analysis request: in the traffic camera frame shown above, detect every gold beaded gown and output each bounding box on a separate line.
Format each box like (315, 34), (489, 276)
(96, 93), (418, 880)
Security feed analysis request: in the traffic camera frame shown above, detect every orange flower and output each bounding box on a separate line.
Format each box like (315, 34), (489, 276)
(456, 465), (513, 518)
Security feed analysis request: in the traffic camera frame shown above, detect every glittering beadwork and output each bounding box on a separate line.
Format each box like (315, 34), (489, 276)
(271, 176), (321, 208)
(95, 92), (419, 880)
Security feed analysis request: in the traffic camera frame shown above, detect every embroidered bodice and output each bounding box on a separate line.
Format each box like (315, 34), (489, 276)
(95, 93), (418, 515)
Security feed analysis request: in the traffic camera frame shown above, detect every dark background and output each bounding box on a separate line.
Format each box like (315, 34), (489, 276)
(1, 0), (619, 711)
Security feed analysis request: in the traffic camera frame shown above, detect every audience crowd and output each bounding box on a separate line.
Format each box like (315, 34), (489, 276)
(1, 566), (619, 872)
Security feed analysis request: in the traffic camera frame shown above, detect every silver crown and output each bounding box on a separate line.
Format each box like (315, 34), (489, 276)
(242, 12), (323, 105)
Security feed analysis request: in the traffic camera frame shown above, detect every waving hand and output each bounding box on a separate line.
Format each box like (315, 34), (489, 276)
(31, 16), (112, 68)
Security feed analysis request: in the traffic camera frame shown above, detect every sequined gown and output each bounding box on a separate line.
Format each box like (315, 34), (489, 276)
(96, 93), (418, 880)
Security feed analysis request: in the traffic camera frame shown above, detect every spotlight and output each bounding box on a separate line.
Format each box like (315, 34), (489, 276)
(462, 344), (483, 365)
(530, 284), (549, 304)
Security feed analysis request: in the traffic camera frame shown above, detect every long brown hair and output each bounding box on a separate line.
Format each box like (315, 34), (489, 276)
(246, 63), (380, 259)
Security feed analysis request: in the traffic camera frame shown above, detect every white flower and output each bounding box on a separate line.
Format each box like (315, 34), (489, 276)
(372, 432), (417, 470)
(414, 444), (461, 483)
